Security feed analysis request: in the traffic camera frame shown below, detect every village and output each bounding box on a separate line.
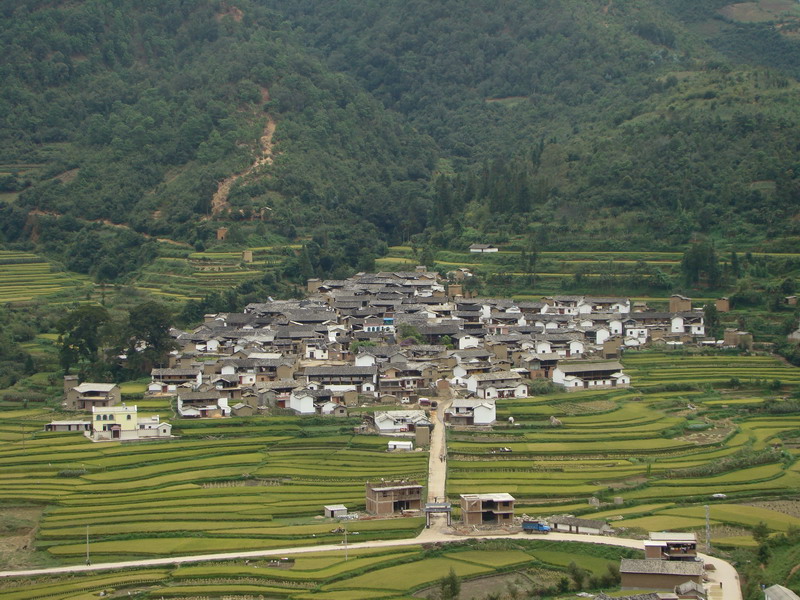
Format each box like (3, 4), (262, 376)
(52, 267), (748, 442)
(30, 267), (795, 600)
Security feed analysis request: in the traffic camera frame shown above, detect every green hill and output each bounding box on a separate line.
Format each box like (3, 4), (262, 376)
(1, 0), (800, 285)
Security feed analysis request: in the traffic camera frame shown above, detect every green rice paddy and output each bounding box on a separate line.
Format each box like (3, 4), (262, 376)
(0, 251), (91, 302)
(448, 351), (800, 545)
(0, 415), (428, 562)
(0, 541), (640, 599)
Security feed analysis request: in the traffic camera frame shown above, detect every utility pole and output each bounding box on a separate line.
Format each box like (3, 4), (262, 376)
(343, 522), (348, 561)
(705, 505), (711, 553)
(85, 525), (91, 566)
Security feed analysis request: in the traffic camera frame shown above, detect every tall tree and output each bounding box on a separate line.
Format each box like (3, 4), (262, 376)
(703, 303), (722, 340)
(681, 240), (721, 287)
(124, 302), (175, 373)
(57, 305), (111, 373)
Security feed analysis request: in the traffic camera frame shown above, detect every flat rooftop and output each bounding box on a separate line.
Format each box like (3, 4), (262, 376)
(460, 493), (515, 502)
(649, 532), (697, 543)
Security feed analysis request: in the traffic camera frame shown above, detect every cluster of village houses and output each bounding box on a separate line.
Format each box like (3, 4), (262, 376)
(50, 267), (749, 442)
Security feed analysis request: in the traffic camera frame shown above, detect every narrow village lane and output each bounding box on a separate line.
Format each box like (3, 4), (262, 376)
(421, 394), (452, 534)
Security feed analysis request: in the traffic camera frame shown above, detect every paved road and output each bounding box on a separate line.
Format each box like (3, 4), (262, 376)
(0, 529), (742, 600)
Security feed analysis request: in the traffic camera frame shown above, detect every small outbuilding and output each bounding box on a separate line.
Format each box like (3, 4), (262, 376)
(548, 515), (613, 535)
(44, 420), (91, 432)
(323, 504), (348, 519)
(388, 440), (414, 451)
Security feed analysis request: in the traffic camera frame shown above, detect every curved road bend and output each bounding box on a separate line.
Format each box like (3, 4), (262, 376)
(0, 396), (742, 600)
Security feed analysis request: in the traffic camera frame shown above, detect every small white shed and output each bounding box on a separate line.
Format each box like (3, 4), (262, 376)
(388, 440), (414, 451)
(323, 504), (348, 518)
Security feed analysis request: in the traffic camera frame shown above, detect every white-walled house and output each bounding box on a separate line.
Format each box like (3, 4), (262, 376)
(552, 361), (630, 391)
(373, 410), (431, 433)
(446, 398), (496, 425)
(288, 389), (316, 415)
(457, 334), (482, 350)
(355, 352), (377, 367)
(626, 326), (649, 343)
(90, 405), (172, 441)
(469, 244), (498, 253)
(466, 371), (528, 399)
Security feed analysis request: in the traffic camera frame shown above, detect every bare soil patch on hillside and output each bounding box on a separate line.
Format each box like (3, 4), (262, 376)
(0, 507), (44, 569)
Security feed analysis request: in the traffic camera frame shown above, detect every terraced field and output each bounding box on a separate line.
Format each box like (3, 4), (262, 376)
(623, 352), (800, 387)
(448, 352), (800, 543)
(378, 244), (799, 305)
(1, 346), (798, 574)
(0, 539), (639, 599)
(376, 245), (685, 299)
(0, 251), (91, 302)
(0, 411), (427, 562)
(132, 244), (294, 301)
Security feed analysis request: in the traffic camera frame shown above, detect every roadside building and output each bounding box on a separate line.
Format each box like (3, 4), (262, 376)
(445, 398), (496, 425)
(645, 532), (697, 561)
(460, 493), (515, 526)
(620, 559), (704, 591)
(365, 480), (423, 515)
(548, 515), (613, 535)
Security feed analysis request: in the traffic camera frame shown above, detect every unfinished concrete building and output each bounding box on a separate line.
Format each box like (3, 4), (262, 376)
(365, 480), (423, 516)
(459, 493), (515, 526)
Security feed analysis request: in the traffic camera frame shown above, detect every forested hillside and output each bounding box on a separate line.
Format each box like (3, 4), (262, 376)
(1, 0), (800, 283)
(0, 0), (435, 280)
(268, 0), (800, 250)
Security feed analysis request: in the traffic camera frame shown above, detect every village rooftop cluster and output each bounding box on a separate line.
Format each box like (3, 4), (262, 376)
(55, 267), (749, 441)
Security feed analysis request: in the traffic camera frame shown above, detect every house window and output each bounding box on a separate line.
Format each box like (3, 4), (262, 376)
(96, 415), (102, 421)
(127, 415), (132, 420)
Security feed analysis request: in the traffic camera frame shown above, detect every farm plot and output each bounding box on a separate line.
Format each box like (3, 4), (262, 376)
(448, 352), (800, 522)
(0, 540), (641, 599)
(622, 352), (800, 386)
(133, 244), (288, 301)
(0, 413), (427, 562)
(0, 251), (90, 302)
(380, 245), (684, 298)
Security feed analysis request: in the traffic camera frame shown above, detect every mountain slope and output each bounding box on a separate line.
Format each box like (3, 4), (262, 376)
(0, 0), (437, 279)
(2, 0), (800, 286)
(267, 0), (800, 247)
